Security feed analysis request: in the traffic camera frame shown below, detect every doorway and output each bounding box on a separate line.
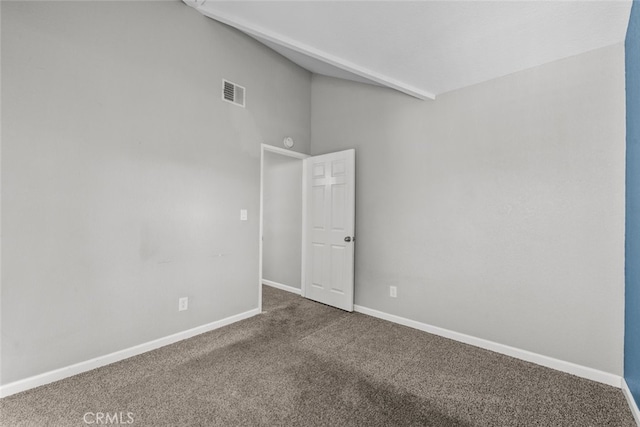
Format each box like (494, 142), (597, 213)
(259, 144), (356, 313)
(259, 144), (308, 312)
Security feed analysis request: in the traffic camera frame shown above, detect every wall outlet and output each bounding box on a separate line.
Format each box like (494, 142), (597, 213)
(389, 286), (397, 298)
(178, 297), (188, 311)
(240, 209), (248, 221)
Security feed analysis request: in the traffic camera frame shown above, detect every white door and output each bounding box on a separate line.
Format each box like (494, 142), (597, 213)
(303, 149), (355, 311)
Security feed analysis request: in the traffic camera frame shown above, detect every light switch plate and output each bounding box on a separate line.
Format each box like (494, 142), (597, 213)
(240, 209), (248, 221)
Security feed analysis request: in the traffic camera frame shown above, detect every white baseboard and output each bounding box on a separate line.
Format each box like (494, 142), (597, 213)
(262, 279), (302, 295)
(0, 308), (260, 398)
(623, 379), (640, 426)
(353, 304), (622, 388)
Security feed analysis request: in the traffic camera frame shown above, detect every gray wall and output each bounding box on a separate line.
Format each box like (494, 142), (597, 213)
(311, 44), (626, 375)
(1, 0), (310, 384)
(262, 151), (303, 289)
(1, 0), (627, 386)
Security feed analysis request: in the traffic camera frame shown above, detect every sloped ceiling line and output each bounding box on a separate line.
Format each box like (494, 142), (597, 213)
(193, 5), (437, 100)
(184, 0), (632, 101)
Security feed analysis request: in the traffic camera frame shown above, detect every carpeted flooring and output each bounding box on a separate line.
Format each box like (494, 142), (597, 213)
(1, 285), (636, 426)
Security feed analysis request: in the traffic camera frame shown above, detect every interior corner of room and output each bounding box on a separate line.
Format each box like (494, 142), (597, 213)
(1, 0), (639, 424)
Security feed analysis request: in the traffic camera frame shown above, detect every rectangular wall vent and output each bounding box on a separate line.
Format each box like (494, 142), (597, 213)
(222, 79), (245, 108)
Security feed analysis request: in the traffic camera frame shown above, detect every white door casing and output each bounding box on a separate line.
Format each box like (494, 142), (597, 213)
(303, 149), (355, 311)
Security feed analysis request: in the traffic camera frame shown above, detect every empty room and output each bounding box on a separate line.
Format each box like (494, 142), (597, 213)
(1, 0), (640, 425)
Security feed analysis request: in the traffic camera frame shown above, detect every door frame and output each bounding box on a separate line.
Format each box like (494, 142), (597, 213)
(259, 143), (309, 312)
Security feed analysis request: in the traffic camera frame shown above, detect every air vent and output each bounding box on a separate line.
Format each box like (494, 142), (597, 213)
(222, 79), (245, 108)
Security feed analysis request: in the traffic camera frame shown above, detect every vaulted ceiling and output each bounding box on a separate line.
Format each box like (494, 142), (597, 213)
(184, 1), (632, 100)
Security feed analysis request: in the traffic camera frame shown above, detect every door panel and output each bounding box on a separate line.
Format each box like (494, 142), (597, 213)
(303, 149), (355, 311)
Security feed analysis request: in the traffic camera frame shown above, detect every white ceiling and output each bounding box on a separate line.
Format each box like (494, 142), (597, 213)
(185, 0), (632, 100)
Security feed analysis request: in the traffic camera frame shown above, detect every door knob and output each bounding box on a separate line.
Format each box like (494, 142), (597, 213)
(344, 236), (352, 242)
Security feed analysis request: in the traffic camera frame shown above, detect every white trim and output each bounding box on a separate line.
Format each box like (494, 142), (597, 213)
(195, 6), (436, 101)
(259, 146), (264, 314)
(0, 308), (260, 398)
(259, 144), (309, 313)
(262, 279), (302, 295)
(262, 144), (309, 160)
(353, 304), (622, 388)
(301, 158), (308, 299)
(623, 379), (640, 426)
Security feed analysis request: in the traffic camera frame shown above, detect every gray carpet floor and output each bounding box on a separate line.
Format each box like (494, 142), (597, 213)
(1, 285), (636, 426)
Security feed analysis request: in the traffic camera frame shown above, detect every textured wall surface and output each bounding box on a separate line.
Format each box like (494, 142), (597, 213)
(1, 0), (310, 384)
(311, 44), (626, 375)
(625, 0), (640, 407)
